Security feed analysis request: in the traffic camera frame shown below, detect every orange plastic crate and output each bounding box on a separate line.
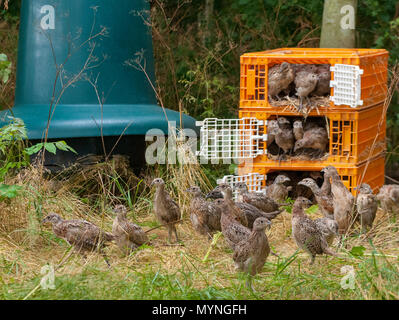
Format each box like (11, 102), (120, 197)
(238, 103), (386, 166)
(240, 48), (389, 111)
(238, 154), (385, 196)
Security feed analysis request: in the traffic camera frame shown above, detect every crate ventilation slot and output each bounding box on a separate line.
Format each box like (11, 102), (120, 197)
(330, 64), (364, 108)
(196, 118), (267, 160)
(217, 173), (266, 201)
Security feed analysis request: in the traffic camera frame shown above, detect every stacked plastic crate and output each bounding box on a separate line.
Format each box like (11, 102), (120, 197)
(197, 48), (389, 197)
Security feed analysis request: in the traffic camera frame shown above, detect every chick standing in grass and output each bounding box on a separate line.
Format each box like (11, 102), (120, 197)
(291, 197), (339, 265)
(186, 186), (221, 237)
(234, 182), (283, 217)
(322, 166), (354, 236)
(376, 184), (399, 216)
(112, 205), (148, 254)
(207, 185), (276, 229)
(42, 213), (114, 267)
(233, 217), (270, 278)
(314, 217), (339, 246)
(298, 178), (334, 219)
(151, 178), (181, 243)
(355, 183), (378, 233)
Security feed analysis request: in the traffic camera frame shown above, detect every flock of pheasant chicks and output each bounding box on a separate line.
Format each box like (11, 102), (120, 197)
(267, 116), (328, 160)
(41, 168), (399, 283)
(268, 63), (331, 110)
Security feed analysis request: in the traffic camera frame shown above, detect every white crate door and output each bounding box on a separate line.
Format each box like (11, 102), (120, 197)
(330, 64), (364, 108)
(196, 118), (266, 161)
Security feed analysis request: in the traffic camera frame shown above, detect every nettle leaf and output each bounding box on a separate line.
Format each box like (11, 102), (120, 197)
(0, 184), (23, 199)
(55, 141), (77, 154)
(25, 143), (44, 155)
(350, 246), (366, 257)
(44, 143), (57, 154)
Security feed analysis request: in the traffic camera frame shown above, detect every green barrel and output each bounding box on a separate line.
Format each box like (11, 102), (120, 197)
(0, 0), (197, 139)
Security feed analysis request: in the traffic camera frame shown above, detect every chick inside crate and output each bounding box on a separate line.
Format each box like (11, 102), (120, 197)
(240, 103), (386, 165)
(236, 154), (385, 196)
(197, 104), (386, 166)
(240, 48), (389, 113)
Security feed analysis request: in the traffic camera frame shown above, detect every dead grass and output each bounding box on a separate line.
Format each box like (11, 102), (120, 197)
(0, 161), (398, 299)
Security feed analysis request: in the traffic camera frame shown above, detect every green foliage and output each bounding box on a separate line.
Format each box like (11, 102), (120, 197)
(0, 53), (12, 84)
(350, 246), (366, 257)
(25, 141), (77, 156)
(0, 116), (29, 181)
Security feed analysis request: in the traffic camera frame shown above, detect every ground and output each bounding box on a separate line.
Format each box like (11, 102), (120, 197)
(0, 164), (398, 300)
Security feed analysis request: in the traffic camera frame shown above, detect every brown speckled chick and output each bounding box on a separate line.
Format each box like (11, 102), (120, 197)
(207, 185), (274, 229)
(313, 70), (331, 96)
(268, 62), (295, 101)
(293, 120), (304, 141)
(355, 183), (378, 233)
(112, 205), (149, 254)
(212, 184), (248, 227)
(376, 184), (399, 216)
(42, 213), (114, 267)
(294, 126), (328, 158)
(213, 197), (251, 251)
(275, 117), (295, 160)
(322, 166), (354, 235)
(267, 120), (279, 147)
(233, 217), (271, 276)
(151, 178), (181, 243)
(266, 175), (292, 203)
(186, 186), (221, 237)
(291, 197), (339, 264)
(298, 178), (334, 219)
(235, 182), (282, 216)
(295, 71), (318, 110)
(314, 217), (339, 246)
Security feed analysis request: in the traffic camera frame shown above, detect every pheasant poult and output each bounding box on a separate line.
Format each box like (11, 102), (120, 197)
(112, 205), (148, 254)
(268, 62), (295, 101)
(376, 184), (399, 216)
(355, 184), (378, 233)
(186, 186), (221, 237)
(233, 217), (271, 276)
(151, 178), (181, 243)
(294, 125), (328, 158)
(266, 175), (292, 203)
(275, 117), (295, 160)
(298, 178), (334, 219)
(234, 182), (283, 216)
(294, 71), (318, 110)
(322, 166), (354, 235)
(212, 187), (252, 251)
(291, 197), (339, 265)
(42, 213), (114, 266)
(314, 217), (339, 246)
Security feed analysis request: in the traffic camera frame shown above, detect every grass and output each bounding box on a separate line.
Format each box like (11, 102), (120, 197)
(0, 161), (398, 300)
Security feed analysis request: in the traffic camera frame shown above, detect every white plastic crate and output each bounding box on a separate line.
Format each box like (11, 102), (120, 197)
(330, 64), (364, 108)
(196, 118), (267, 161)
(217, 173), (266, 201)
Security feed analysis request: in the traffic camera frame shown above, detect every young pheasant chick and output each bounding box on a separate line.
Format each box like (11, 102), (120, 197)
(233, 217), (271, 276)
(112, 205), (148, 254)
(42, 213), (114, 267)
(291, 197), (339, 265)
(186, 186), (221, 238)
(151, 178), (181, 243)
(355, 183), (378, 233)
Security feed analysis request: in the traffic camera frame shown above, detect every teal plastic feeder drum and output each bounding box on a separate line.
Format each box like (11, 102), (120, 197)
(0, 0), (197, 169)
